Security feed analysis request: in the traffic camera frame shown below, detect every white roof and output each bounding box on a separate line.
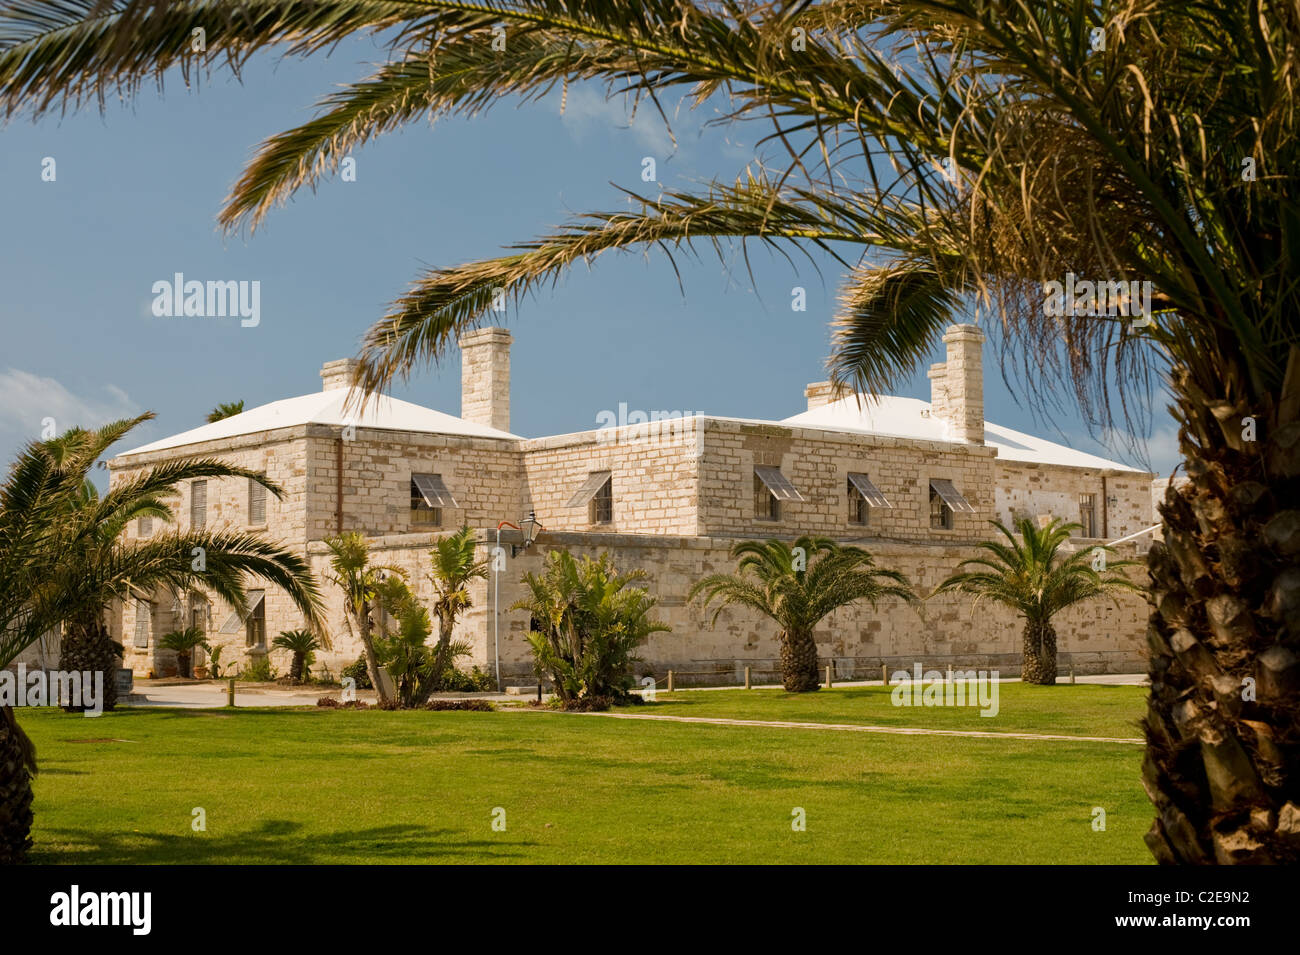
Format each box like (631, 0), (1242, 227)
(783, 394), (1143, 472)
(119, 388), (519, 456)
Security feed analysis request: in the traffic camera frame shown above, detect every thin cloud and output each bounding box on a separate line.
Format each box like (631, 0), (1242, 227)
(0, 368), (138, 441)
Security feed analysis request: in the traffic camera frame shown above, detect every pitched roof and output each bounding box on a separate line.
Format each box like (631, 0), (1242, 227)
(782, 394), (1144, 472)
(118, 389), (519, 456)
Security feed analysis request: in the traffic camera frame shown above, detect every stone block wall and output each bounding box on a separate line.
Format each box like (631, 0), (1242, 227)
(994, 462), (1155, 541)
(697, 418), (998, 541)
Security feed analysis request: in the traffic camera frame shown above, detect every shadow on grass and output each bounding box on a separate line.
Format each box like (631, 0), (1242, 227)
(32, 818), (536, 865)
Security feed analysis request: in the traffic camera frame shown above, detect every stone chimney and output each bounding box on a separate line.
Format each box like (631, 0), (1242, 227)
(935, 324), (985, 444)
(459, 327), (512, 432)
(320, 358), (360, 391)
(804, 380), (847, 411)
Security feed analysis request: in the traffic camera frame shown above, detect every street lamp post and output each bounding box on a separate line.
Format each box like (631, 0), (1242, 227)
(493, 511), (543, 692)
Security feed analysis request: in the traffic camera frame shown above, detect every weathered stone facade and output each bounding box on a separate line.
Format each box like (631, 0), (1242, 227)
(104, 325), (1158, 682)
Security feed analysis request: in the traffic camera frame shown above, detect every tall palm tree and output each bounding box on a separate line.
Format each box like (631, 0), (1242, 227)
(933, 519), (1140, 686)
(2, 0), (1296, 862)
(426, 526), (489, 695)
(690, 536), (915, 692)
(0, 414), (326, 863)
(323, 531), (401, 704)
(206, 401), (244, 423)
(57, 477), (170, 712)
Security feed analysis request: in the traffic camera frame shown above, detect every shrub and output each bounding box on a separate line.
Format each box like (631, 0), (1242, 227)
(239, 655), (277, 682)
(512, 550), (668, 705)
(341, 655), (372, 689)
(425, 699), (494, 711)
(438, 665), (496, 693)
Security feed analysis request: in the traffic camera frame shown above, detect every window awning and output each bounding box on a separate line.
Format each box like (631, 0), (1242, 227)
(412, 473), (459, 508)
(755, 466), (806, 502)
(930, 478), (975, 513)
(848, 472), (892, 508)
(219, 590), (265, 633)
(566, 470), (611, 507)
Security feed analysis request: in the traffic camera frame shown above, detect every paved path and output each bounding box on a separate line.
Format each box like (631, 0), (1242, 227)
(565, 710), (1145, 745)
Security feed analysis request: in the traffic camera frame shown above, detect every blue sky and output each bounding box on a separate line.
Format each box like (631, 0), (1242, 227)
(0, 35), (1179, 484)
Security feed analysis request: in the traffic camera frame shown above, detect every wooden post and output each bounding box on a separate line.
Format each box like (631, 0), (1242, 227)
(1070, 664), (1076, 685)
(744, 666), (751, 689)
(227, 678), (235, 707)
(667, 670), (674, 693)
(825, 665), (833, 689)
(882, 664), (888, 686)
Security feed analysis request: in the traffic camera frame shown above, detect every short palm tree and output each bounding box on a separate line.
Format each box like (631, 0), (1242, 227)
(691, 537), (915, 693)
(206, 401), (244, 423)
(0, 414), (326, 863)
(324, 532), (402, 704)
(272, 629), (321, 683)
(426, 526), (489, 694)
(159, 626), (210, 680)
(4, 0), (1298, 861)
(934, 519), (1139, 686)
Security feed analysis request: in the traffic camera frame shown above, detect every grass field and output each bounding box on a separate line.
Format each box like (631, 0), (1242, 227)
(20, 685), (1153, 864)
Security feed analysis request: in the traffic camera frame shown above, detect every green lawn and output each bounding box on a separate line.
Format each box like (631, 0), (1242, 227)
(624, 683), (1148, 739)
(21, 686), (1153, 864)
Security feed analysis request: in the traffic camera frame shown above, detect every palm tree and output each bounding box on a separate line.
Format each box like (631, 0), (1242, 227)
(57, 478), (170, 712)
(934, 519), (1139, 686)
(426, 526), (489, 695)
(0, 414), (326, 863)
(206, 401), (244, 423)
(272, 628), (321, 682)
(2, 0), (1296, 862)
(691, 537), (915, 693)
(323, 532), (401, 704)
(159, 626), (210, 679)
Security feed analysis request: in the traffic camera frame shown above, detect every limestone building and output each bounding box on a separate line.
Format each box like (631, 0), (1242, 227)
(106, 325), (1156, 684)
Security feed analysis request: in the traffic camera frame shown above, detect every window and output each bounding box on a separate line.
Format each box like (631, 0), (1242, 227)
(929, 478), (974, 530)
(133, 601), (150, 649)
(191, 480), (207, 528)
(411, 473), (457, 526)
(847, 473), (891, 526)
(249, 479), (267, 525)
(137, 516), (152, 536)
(753, 466), (805, 522)
(1079, 493), (1097, 538)
(848, 477), (869, 525)
(929, 485), (953, 529)
(754, 473), (780, 521)
(590, 476), (613, 524)
(244, 590), (266, 649)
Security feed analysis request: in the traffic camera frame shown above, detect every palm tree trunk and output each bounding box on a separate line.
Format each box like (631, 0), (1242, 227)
(57, 610), (120, 712)
(0, 705), (35, 864)
(290, 652), (304, 682)
(177, 650), (192, 679)
(1142, 371), (1300, 864)
(428, 610), (455, 696)
(780, 628), (821, 693)
(1021, 621), (1057, 685)
(356, 605), (389, 703)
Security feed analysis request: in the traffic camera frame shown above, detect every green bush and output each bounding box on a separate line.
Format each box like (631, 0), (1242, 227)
(239, 655), (278, 682)
(341, 656), (372, 689)
(512, 550), (669, 705)
(438, 665), (496, 693)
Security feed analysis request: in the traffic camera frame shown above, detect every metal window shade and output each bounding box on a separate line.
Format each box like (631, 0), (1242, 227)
(219, 590), (265, 633)
(411, 473), (459, 508)
(566, 470), (612, 507)
(250, 480), (267, 523)
(929, 478), (975, 512)
(133, 602), (150, 648)
(754, 466), (806, 502)
(847, 472), (892, 508)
